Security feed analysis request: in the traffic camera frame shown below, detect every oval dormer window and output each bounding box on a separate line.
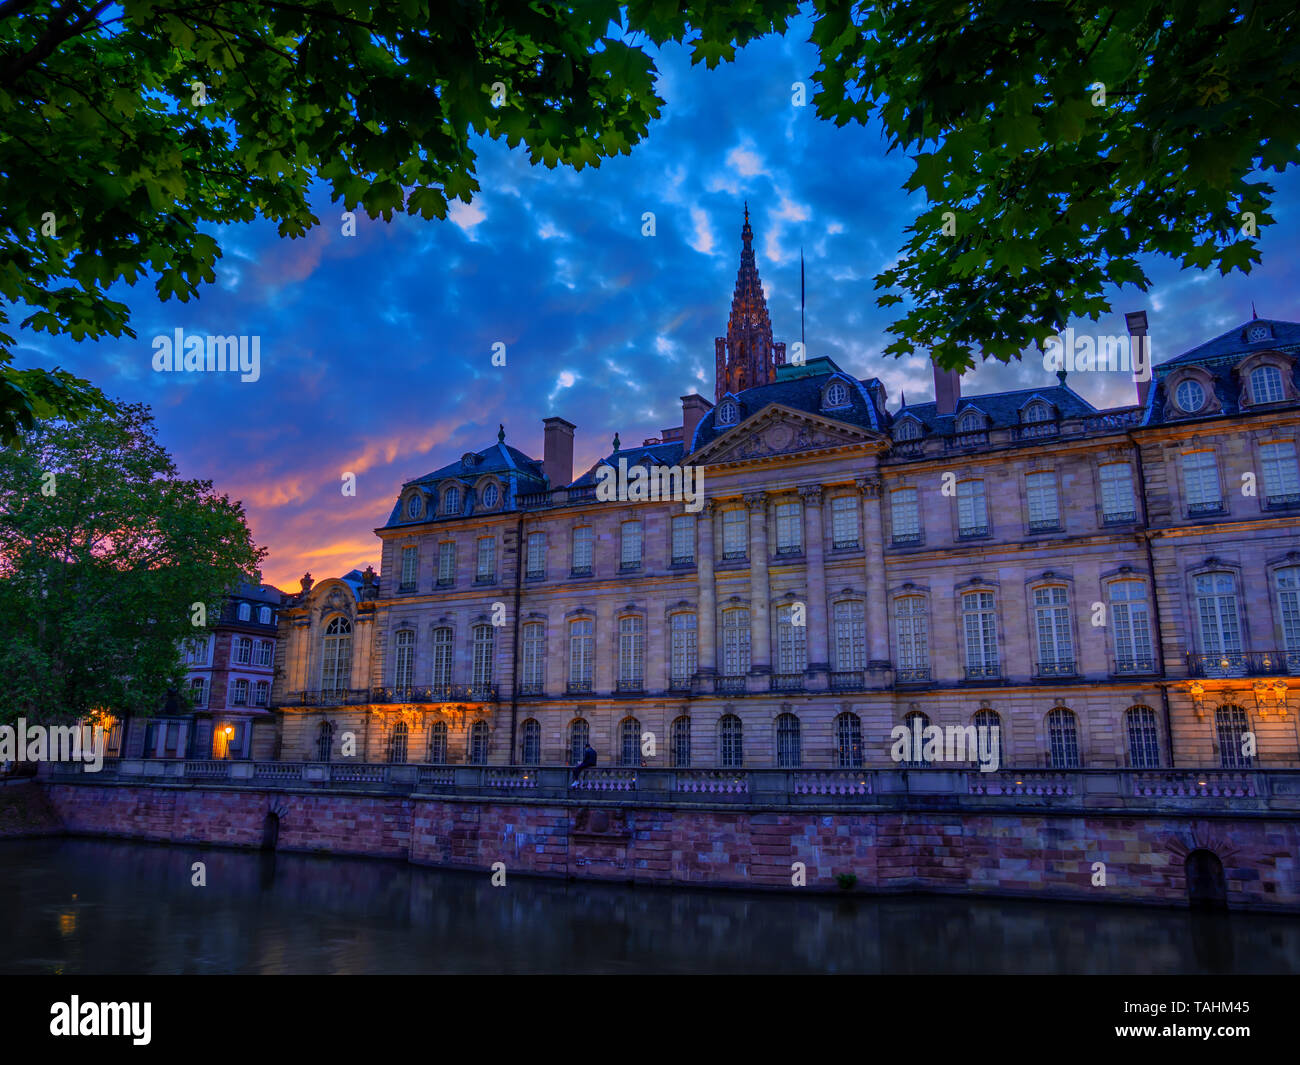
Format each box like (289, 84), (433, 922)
(482, 483), (499, 508)
(1024, 401), (1050, 423)
(444, 485), (461, 515)
(825, 382), (850, 408)
(1175, 379), (1205, 413)
(717, 401), (738, 426)
(957, 411), (982, 433)
(407, 494), (423, 518)
(894, 419), (920, 441)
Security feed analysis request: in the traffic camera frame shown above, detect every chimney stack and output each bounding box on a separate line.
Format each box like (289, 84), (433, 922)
(681, 394), (712, 452)
(933, 360), (961, 417)
(1125, 311), (1151, 408)
(542, 417), (575, 489)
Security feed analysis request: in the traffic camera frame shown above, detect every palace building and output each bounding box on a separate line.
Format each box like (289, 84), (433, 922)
(270, 213), (1300, 772)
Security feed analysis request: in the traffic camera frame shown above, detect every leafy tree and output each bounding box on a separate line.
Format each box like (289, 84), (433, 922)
(0, 402), (266, 724)
(2, 0), (1293, 385)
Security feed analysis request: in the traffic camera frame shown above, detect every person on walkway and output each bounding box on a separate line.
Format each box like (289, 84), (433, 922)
(570, 742), (597, 786)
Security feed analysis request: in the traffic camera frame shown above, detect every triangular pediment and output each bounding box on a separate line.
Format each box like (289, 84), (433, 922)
(688, 404), (881, 465)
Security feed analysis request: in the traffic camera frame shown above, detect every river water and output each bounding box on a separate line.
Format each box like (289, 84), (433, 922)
(2, 837), (1297, 974)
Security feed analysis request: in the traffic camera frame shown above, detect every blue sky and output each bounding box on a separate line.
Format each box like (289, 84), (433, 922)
(16, 14), (1300, 589)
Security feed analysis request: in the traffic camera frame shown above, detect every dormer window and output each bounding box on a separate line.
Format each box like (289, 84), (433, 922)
(717, 400), (738, 426)
(482, 482), (499, 508)
(1175, 378), (1206, 413)
(407, 494), (423, 518)
(1024, 401), (1051, 423)
(1248, 323), (1271, 343)
(1250, 365), (1285, 405)
(957, 411), (983, 434)
(824, 381), (850, 409)
(237, 603), (251, 621)
(443, 485), (461, 515)
(894, 418), (921, 441)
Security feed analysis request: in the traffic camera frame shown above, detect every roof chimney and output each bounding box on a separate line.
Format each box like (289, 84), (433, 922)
(681, 394), (712, 453)
(542, 417), (575, 489)
(1125, 311), (1151, 408)
(933, 360), (961, 417)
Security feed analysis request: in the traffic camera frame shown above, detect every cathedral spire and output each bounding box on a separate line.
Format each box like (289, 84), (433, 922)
(715, 205), (785, 401)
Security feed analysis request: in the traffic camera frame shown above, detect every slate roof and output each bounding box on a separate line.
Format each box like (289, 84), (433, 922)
(573, 440), (688, 487)
(689, 361), (884, 454)
(1159, 318), (1300, 366)
(382, 437), (549, 527)
(894, 384), (1098, 435)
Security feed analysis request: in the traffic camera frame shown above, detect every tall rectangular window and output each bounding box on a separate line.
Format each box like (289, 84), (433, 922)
(437, 541), (456, 585)
(572, 526), (594, 574)
(400, 545), (418, 590)
(671, 515), (694, 564)
(1026, 472), (1060, 531)
(189, 677), (207, 708)
(1276, 566), (1300, 657)
(1099, 462), (1136, 522)
(618, 616), (645, 689)
(775, 605), (807, 674)
(832, 601), (865, 672)
(831, 495), (860, 548)
(722, 508), (746, 559)
(475, 536), (495, 581)
(891, 488), (920, 544)
(1195, 573), (1242, 658)
(256, 640), (273, 667)
(471, 625), (494, 686)
(236, 637), (252, 665)
(569, 618), (594, 690)
(1033, 586), (1074, 673)
(521, 622), (545, 692)
(957, 480), (989, 537)
(670, 613), (697, 685)
(722, 608), (750, 676)
(394, 630), (415, 690)
(775, 502), (802, 554)
(1260, 441), (1300, 506)
(431, 627), (453, 687)
(962, 591), (999, 677)
(1182, 450), (1223, 513)
(1110, 580), (1154, 671)
(526, 532), (546, 578)
(893, 597), (929, 676)
(620, 521), (643, 568)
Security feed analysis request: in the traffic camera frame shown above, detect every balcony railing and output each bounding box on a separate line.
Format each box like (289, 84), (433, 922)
(615, 680), (645, 694)
(964, 663), (1000, 681)
(290, 689), (372, 706)
(1187, 500), (1225, 517)
(770, 673), (804, 692)
(1265, 493), (1300, 510)
(371, 684), (498, 703)
(1080, 409), (1143, 432)
(518, 682), (544, 696)
(829, 670), (866, 691)
(957, 525), (990, 539)
(714, 675), (746, 694)
(1012, 422), (1059, 441)
(1102, 510), (1137, 525)
(1187, 651), (1300, 678)
(946, 431), (989, 450)
(1027, 520), (1061, 534)
(1035, 658), (1077, 677)
(895, 666), (931, 684)
(891, 532), (922, 547)
(1113, 655), (1158, 675)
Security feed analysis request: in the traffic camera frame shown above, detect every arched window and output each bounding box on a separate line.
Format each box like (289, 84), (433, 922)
(259, 606), (272, 624)
(471, 624), (494, 688)
(427, 721), (448, 764)
(620, 717), (641, 766)
(719, 714), (743, 768)
(254, 680), (269, 707)
(320, 616), (352, 693)
(1046, 707), (1080, 769)
(568, 617), (594, 691)
(1024, 400), (1050, 423)
(431, 627), (453, 688)
(957, 410), (983, 434)
(469, 720), (489, 764)
(520, 719), (541, 765)
(481, 482), (499, 508)
(407, 493), (423, 518)
(722, 607), (751, 677)
(825, 381), (850, 408)
(835, 712), (863, 768)
(776, 713), (801, 768)
(1215, 705), (1252, 768)
(617, 615), (645, 690)
(671, 716), (691, 768)
(386, 721), (408, 764)
(393, 629), (415, 693)
(973, 709), (1003, 766)
(717, 400), (738, 426)
(901, 710), (930, 768)
(1125, 706), (1160, 768)
(238, 602), (251, 621)
(1175, 378), (1205, 413)
(568, 719), (590, 765)
(894, 418), (921, 441)
(1250, 364), (1285, 405)
(443, 485), (461, 515)
(316, 721), (334, 762)
(231, 678), (249, 705)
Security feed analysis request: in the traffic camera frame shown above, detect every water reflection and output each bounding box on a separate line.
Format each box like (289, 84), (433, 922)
(1, 838), (1297, 974)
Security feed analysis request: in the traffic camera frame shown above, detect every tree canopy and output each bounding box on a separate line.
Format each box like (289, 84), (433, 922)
(1, 0), (1293, 397)
(0, 402), (265, 724)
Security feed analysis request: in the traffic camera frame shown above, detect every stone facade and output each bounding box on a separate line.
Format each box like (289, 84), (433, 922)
(270, 216), (1300, 774)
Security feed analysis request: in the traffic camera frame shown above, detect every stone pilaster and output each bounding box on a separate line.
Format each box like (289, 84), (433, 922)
(857, 476), (890, 668)
(745, 492), (771, 673)
(799, 485), (830, 680)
